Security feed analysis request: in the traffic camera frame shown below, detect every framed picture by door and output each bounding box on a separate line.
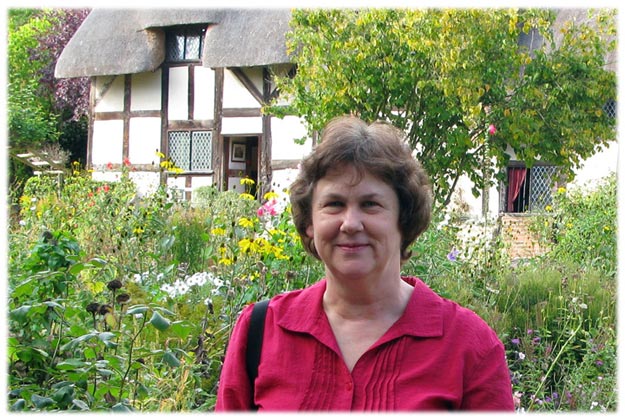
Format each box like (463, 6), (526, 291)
(231, 142), (246, 162)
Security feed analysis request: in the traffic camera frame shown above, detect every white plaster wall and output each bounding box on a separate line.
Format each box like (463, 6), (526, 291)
(271, 167), (300, 196)
(190, 176), (215, 205)
(243, 67), (264, 94)
(91, 171), (122, 183)
(167, 176), (186, 190)
(168, 67), (189, 120)
(228, 177), (245, 193)
(131, 71), (162, 111)
(223, 70), (260, 108)
(128, 117), (162, 164)
(194, 67), (215, 120)
(271, 116), (312, 160)
(94, 75), (124, 112)
(222, 117), (262, 135)
(450, 175), (481, 216)
(92, 120), (124, 165)
(570, 141), (618, 189)
(192, 176), (214, 189)
(129, 171), (161, 197)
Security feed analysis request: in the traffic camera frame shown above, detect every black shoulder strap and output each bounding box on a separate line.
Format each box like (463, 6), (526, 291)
(246, 299), (269, 409)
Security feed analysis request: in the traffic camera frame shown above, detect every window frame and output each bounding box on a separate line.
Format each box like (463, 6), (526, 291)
(167, 130), (213, 173)
(503, 162), (561, 214)
(165, 25), (206, 64)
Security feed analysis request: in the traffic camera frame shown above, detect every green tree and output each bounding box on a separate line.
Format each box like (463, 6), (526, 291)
(269, 9), (616, 208)
(7, 8), (89, 208)
(8, 9), (59, 149)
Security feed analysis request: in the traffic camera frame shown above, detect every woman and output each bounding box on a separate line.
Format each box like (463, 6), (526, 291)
(215, 116), (514, 411)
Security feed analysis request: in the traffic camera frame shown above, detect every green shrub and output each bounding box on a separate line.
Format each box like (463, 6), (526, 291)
(531, 173), (617, 277)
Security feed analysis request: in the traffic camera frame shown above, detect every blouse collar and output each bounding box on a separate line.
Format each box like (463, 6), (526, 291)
(275, 276), (444, 350)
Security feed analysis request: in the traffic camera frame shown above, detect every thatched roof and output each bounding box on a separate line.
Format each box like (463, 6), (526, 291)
(55, 9), (292, 78)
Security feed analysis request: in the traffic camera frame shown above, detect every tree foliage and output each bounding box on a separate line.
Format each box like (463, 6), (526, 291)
(8, 9), (58, 149)
(269, 9), (616, 207)
(8, 8), (90, 150)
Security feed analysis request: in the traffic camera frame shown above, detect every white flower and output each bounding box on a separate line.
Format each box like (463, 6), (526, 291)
(518, 352), (526, 360)
(174, 279), (189, 295)
(160, 284), (176, 298)
(19, 220), (26, 226)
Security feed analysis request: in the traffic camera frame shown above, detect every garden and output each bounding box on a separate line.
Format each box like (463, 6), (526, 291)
(6, 164), (617, 412)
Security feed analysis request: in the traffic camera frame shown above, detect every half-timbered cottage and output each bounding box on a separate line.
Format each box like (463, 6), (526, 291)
(55, 9), (310, 201)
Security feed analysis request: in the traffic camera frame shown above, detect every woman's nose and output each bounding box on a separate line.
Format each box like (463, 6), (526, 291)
(339, 206), (364, 233)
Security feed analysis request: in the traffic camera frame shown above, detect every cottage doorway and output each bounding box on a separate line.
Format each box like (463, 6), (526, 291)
(224, 136), (259, 196)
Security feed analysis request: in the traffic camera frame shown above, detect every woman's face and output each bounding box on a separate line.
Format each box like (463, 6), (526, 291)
(306, 165), (402, 282)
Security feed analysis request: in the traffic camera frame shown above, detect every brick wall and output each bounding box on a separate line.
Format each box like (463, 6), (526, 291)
(499, 214), (550, 260)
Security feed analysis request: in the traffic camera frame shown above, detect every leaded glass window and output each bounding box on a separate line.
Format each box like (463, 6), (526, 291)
(168, 131), (212, 172)
(166, 26), (206, 62)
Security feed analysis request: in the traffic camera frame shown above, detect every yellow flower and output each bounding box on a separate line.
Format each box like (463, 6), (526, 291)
(218, 257), (233, 266)
(545, 205), (553, 212)
(211, 227), (226, 236)
(156, 151), (166, 159)
(557, 187), (566, 194)
(238, 217), (254, 228)
(238, 238), (253, 253)
(239, 193), (256, 201)
(263, 191), (279, 200)
(240, 178), (255, 186)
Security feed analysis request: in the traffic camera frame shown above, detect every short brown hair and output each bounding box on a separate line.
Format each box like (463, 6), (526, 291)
(289, 115), (432, 262)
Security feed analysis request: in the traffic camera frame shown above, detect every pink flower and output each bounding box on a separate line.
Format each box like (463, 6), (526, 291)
(106, 162), (114, 170)
(488, 124), (497, 136)
(257, 199), (278, 217)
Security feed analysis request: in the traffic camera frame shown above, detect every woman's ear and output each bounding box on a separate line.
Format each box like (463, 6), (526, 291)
(306, 224), (314, 238)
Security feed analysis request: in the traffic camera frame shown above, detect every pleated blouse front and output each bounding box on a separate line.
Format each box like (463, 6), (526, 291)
(215, 277), (514, 412)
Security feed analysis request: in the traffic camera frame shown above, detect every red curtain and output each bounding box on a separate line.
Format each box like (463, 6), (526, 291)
(507, 168), (527, 212)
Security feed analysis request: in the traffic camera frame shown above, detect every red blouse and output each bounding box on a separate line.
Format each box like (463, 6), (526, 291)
(215, 276), (514, 411)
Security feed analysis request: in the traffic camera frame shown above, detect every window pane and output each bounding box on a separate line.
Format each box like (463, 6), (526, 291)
(529, 166), (558, 212)
(166, 34), (185, 62)
(184, 35), (201, 60)
(191, 131), (212, 171)
(168, 131), (191, 171)
(604, 99), (617, 119)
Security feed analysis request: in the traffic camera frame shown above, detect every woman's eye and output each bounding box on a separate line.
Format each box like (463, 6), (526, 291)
(362, 201), (379, 208)
(325, 201), (343, 207)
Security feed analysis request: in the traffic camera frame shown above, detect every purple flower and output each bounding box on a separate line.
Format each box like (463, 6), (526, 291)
(447, 248), (459, 262)
(596, 359), (604, 367)
(511, 338), (520, 346)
